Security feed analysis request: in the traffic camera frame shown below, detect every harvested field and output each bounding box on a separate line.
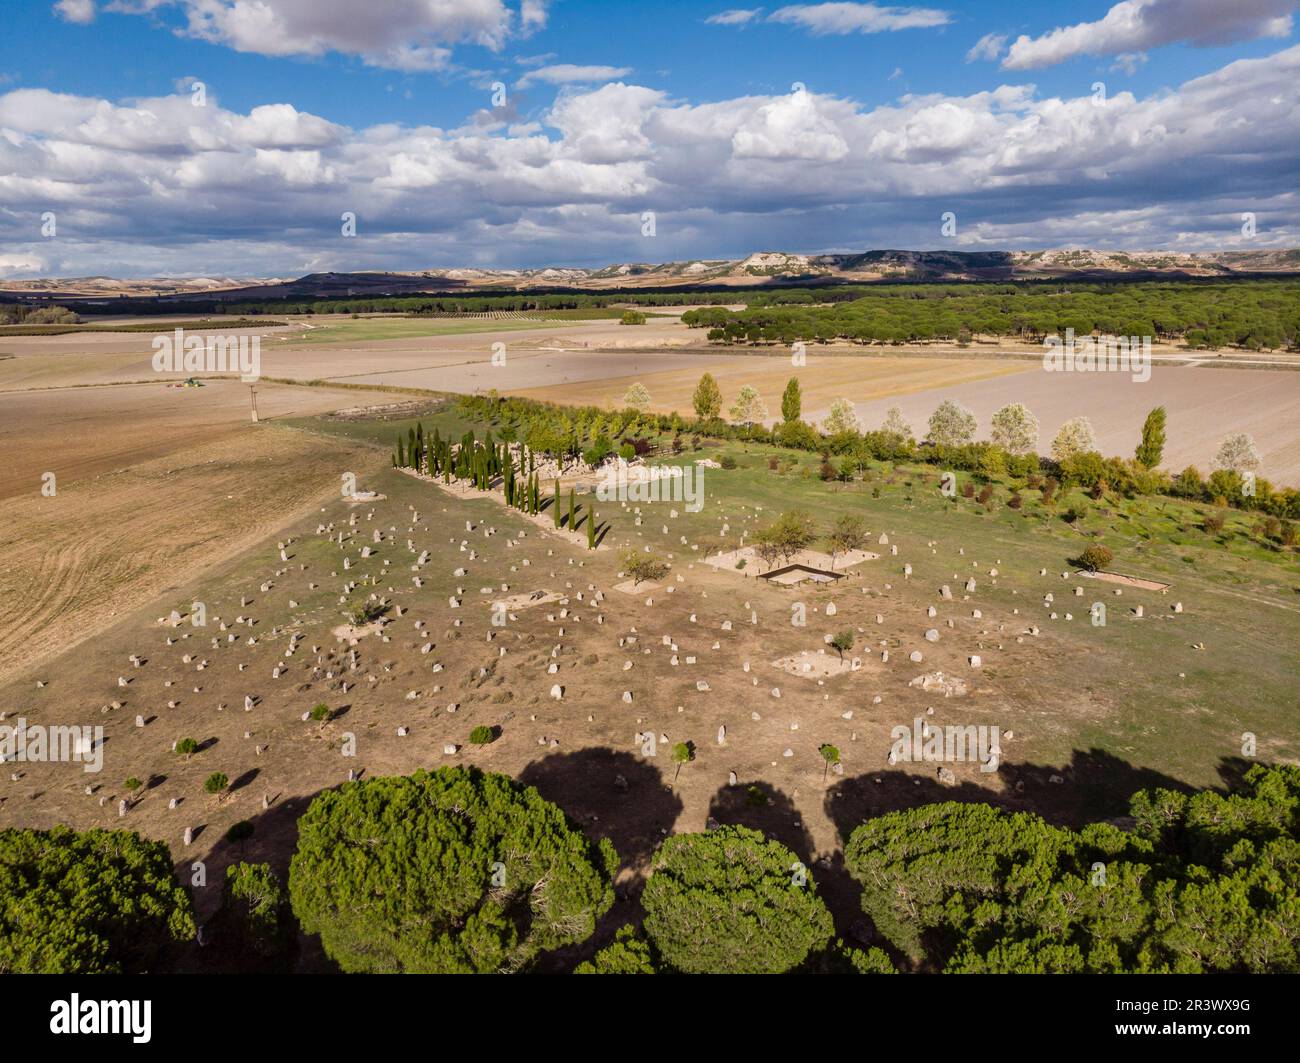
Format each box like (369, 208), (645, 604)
(0, 379), (404, 501)
(840, 362), (1300, 486)
(0, 423), (386, 677)
(514, 353), (1030, 422)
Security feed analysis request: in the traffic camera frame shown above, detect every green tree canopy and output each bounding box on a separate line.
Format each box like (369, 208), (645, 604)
(288, 766), (616, 973)
(843, 765), (1300, 973)
(781, 376), (802, 422)
(216, 861), (296, 965)
(1135, 406), (1167, 469)
(574, 925), (658, 974)
(0, 826), (195, 973)
(692, 372), (722, 420)
(622, 549), (670, 586)
(641, 825), (834, 973)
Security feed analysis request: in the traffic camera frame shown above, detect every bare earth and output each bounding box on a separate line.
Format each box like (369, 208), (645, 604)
(0, 426), (386, 679)
(840, 363), (1300, 486)
(6, 314), (1296, 481)
(0, 379), (392, 501)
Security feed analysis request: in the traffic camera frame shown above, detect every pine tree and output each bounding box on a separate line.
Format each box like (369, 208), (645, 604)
(553, 479), (561, 527)
(568, 488), (576, 529)
(587, 506), (597, 549)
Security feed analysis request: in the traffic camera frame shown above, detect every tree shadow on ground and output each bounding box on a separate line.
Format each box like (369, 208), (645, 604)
(1215, 755), (1259, 792)
(706, 779), (815, 864)
(518, 747), (682, 875)
(174, 788), (336, 974)
(519, 747), (683, 972)
(824, 747), (1196, 844)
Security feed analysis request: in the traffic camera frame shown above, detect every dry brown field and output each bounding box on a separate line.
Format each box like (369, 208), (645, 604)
(0, 378), (411, 679)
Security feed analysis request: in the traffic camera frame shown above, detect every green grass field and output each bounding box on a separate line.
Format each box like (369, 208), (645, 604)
(283, 317), (570, 345)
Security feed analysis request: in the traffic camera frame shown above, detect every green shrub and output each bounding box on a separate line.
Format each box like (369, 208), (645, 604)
(1076, 544), (1114, 571)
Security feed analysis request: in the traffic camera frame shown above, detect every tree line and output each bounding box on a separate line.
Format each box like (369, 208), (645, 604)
(4, 764), (1297, 973)
(458, 386), (1300, 522)
(682, 280), (1300, 350)
(393, 422), (607, 548)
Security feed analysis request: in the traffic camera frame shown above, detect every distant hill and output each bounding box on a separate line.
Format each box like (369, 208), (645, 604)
(5, 248), (1299, 302)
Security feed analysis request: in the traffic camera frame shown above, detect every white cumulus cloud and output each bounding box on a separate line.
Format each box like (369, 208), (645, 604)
(1002, 0), (1297, 70)
(706, 8), (763, 25)
(516, 64), (633, 88)
(103, 0), (544, 70)
(53, 0), (96, 23)
(1, 45), (1297, 275)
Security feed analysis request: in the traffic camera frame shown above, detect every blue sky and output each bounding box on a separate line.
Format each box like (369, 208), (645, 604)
(4, 1), (1290, 131)
(0, 1), (1297, 276)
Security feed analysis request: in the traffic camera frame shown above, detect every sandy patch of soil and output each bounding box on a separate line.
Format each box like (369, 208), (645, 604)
(1077, 570), (1171, 592)
(613, 580), (661, 595)
(493, 589), (563, 611)
(704, 545), (879, 575)
(773, 649), (856, 678)
(330, 620), (387, 644)
(908, 671), (970, 697)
